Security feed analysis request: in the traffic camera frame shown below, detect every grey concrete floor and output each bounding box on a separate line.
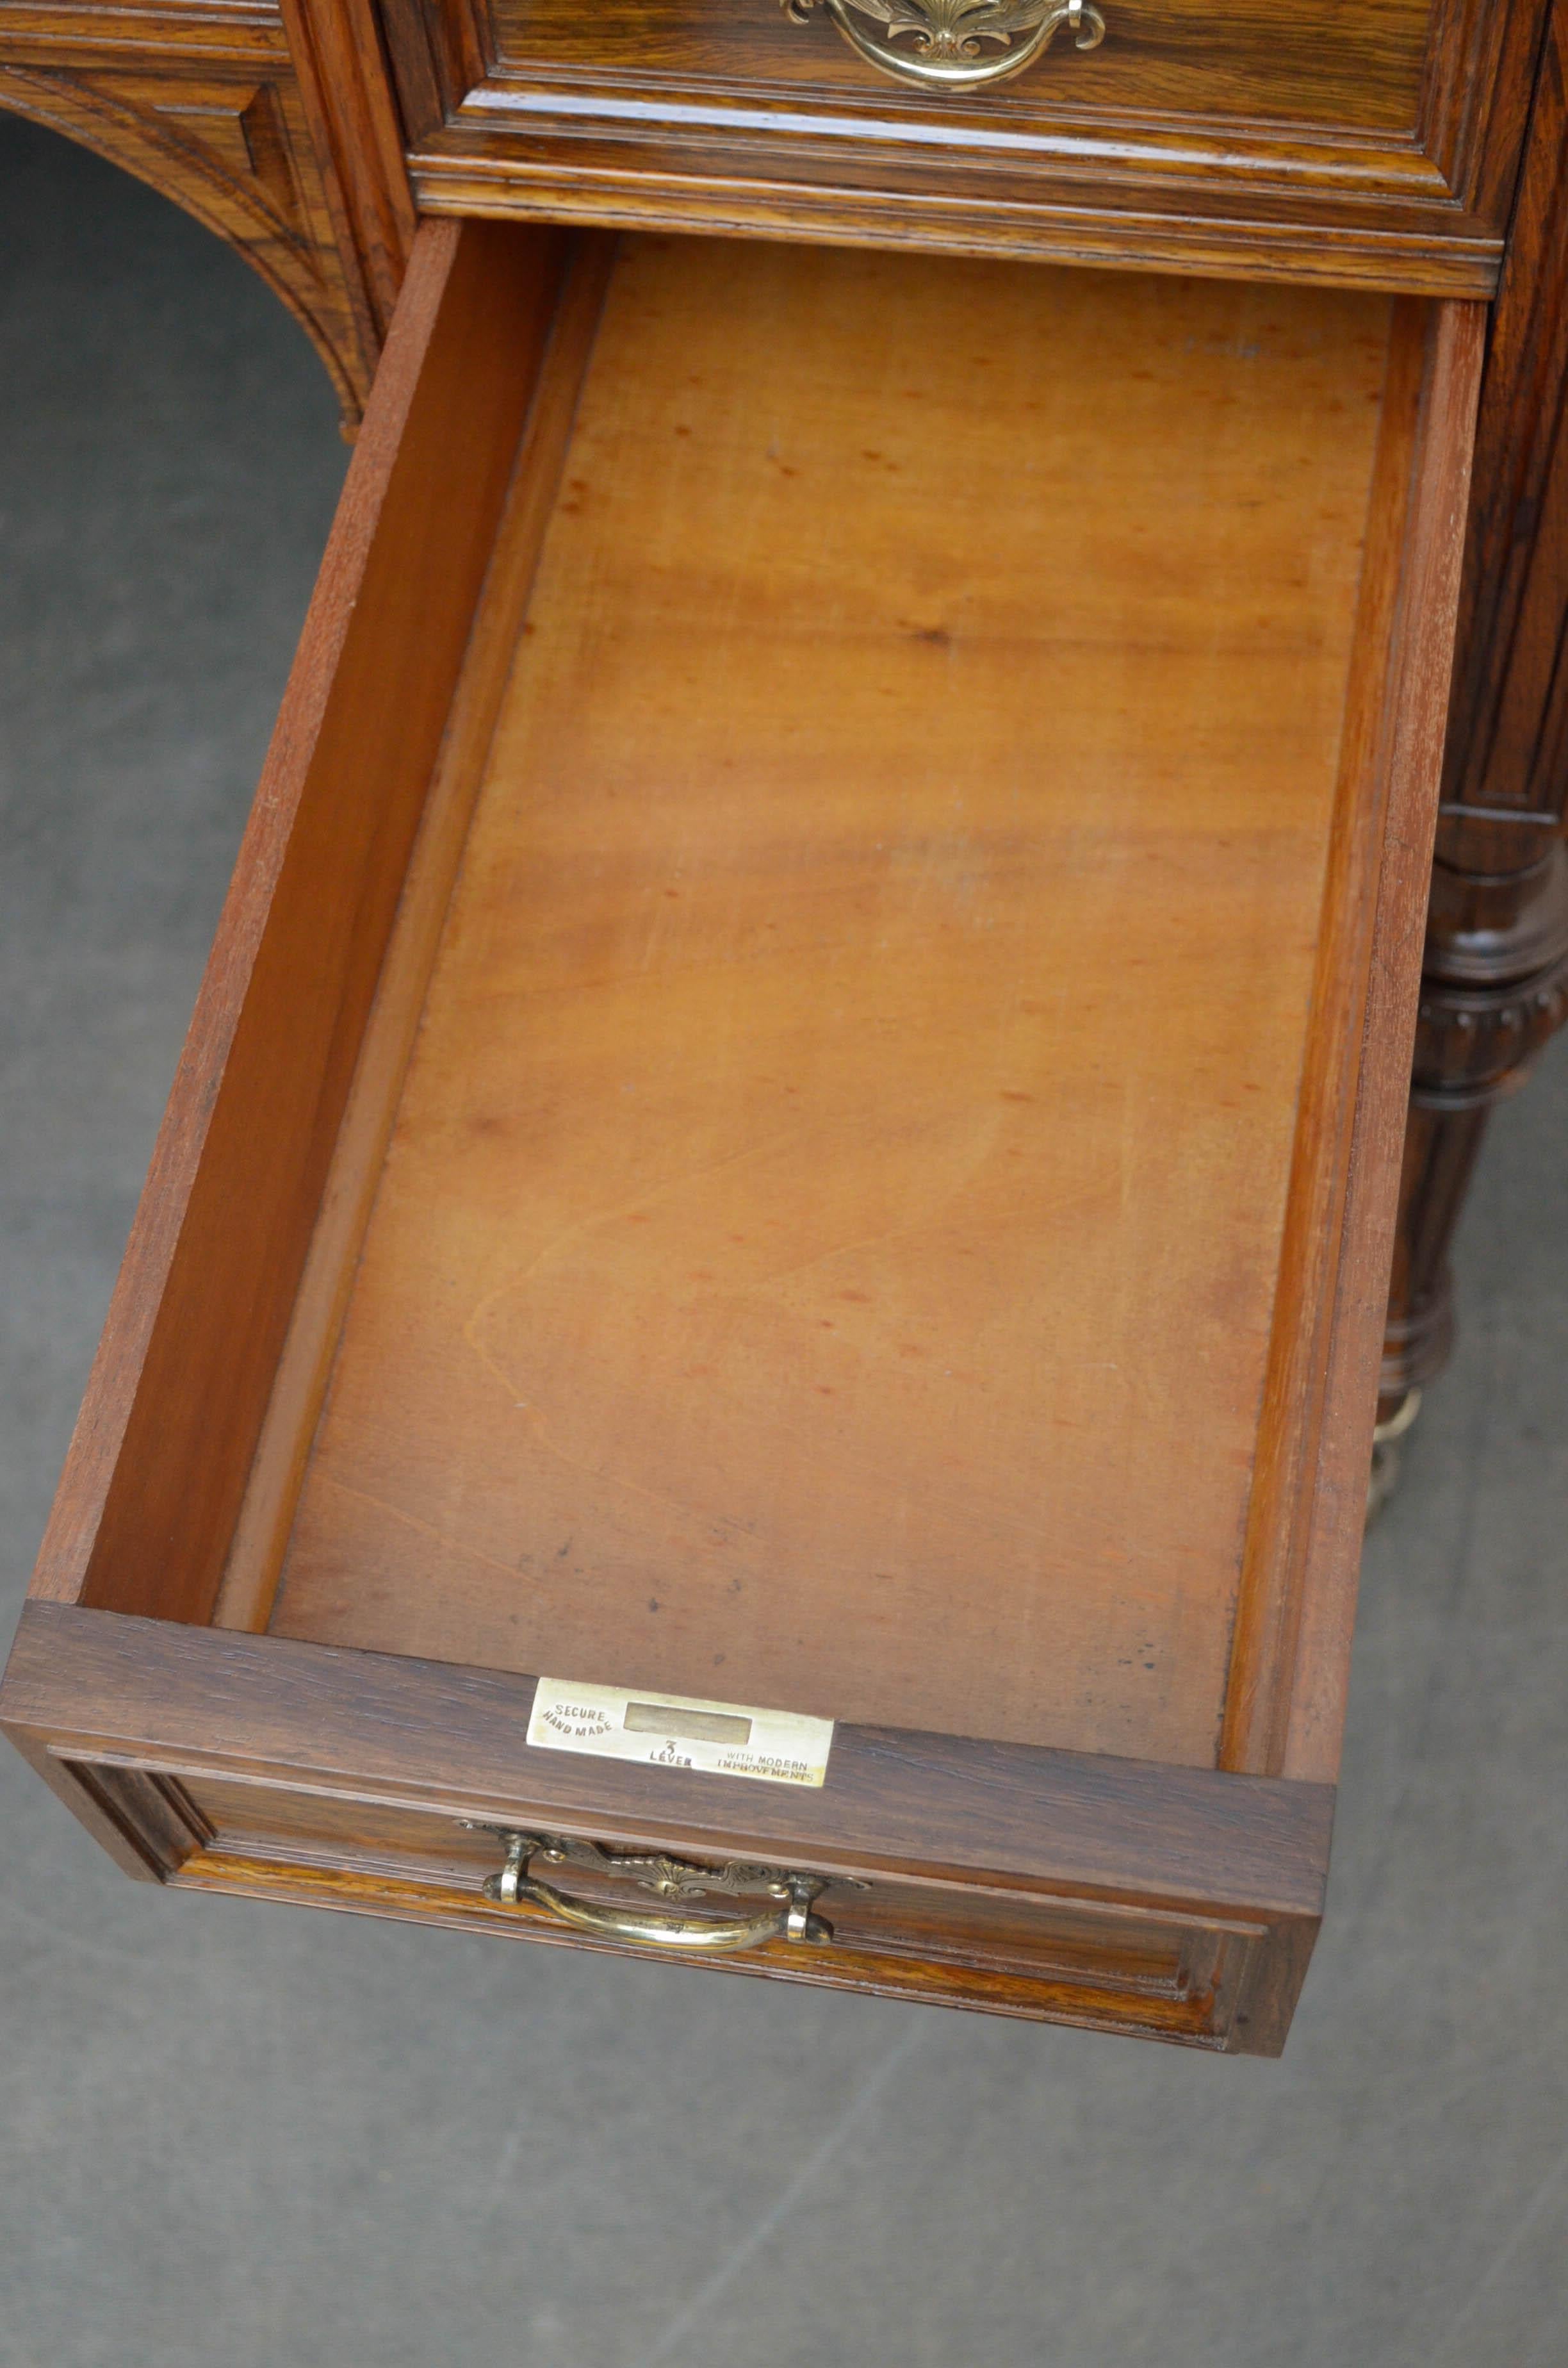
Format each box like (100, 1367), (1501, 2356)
(3, 115), (1567, 2368)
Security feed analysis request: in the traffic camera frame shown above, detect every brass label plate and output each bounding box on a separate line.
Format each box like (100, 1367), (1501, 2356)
(527, 1677), (834, 1788)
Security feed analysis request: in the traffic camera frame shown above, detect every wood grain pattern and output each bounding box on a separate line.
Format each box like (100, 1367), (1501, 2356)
(1219, 306), (1430, 1773)
(1277, 299), (1484, 1779)
(0, 0), (418, 419)
(167, 1764), (1223, 1995)
(0, 213), (1483, 2048)
(1383, 0), (1568, 1411)
(1225, 297), (1485, 1777)
(0, 1601), (1330, 2048)
(0, 41), (374, 416)
(176, 1855), (1262, 2040)
(280, 0), (415, 350)
(3, 1603), (1333, 1909)
(384, 0), (1549, 294)
(1443, 0), (1568, 843)
(70, 1756), (1250, 2023)
(211, 232), (616, 1634)
(28, 218), (572, 1625)
(268, 236), (1396, 1770)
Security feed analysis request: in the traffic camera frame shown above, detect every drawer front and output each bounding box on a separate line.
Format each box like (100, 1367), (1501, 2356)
(382, 0), (1543, 292)
(3, 1604), (1330, 2055)
(58, 1752), (1273, 2046)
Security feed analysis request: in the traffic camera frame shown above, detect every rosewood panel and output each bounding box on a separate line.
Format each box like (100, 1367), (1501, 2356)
(384, 0), (1549, 293)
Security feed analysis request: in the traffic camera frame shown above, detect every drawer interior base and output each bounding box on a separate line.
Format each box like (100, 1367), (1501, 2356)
(9, 215), (1479, 2046)
(206, 231), (1402, 1770)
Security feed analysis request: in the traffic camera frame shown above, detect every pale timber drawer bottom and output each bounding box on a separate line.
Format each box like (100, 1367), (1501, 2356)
(0, 219), (1482, 2052)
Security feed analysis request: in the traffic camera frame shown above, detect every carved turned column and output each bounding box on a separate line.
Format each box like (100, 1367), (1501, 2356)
(1382, 0), (1568, 1428)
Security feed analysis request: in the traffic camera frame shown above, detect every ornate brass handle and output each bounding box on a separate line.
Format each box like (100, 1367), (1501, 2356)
(464, 1827), (844, 1954)
(784, 0), (1106, 93)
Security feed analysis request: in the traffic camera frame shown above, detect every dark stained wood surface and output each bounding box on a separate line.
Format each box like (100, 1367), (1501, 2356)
(281, 0), (417, 351)
(1444, 0), (1568, 848)
(1383, 0), (1568, 1413)
(384, 0), (1549, 294)
(174, 1855), (1273, 2043)
(170, 1764), (1220, 1991)
(1, 1599), (1327, 2045)
(3, 1604), (1334, 1917)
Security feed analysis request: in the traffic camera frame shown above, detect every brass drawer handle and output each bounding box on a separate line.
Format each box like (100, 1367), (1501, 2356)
(784, 0), (1106, 92)
(464, 1827), (842, 1954)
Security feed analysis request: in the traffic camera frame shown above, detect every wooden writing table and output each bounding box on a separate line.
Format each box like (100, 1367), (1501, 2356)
(2, 0), (1564, 2050)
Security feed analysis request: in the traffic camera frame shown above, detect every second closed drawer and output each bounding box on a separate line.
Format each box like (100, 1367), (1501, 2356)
(382, 0), (1545, 292)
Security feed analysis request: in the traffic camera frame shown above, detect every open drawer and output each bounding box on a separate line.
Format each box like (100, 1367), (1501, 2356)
(1, 219), (1482, 2051)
